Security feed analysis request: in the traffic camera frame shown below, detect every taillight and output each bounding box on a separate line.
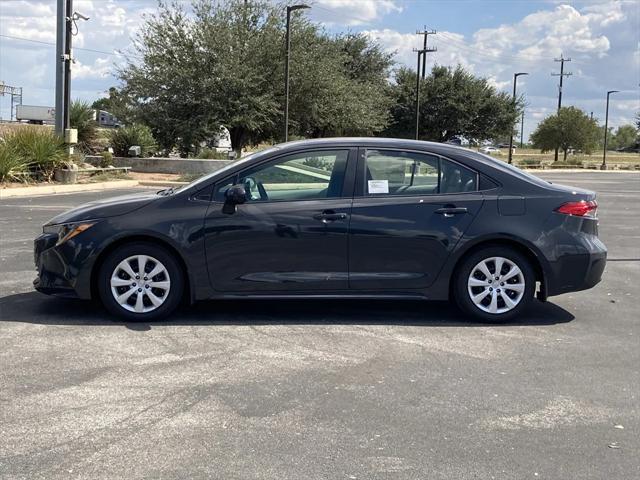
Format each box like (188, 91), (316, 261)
(556, 200), (598, 217)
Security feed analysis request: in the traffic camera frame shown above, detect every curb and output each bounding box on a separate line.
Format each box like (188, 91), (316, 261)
(0, 180), (141, 199)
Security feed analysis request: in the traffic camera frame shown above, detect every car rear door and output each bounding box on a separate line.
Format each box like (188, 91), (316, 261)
(204, 148), (356, 293)
(348, 147), (484, 291)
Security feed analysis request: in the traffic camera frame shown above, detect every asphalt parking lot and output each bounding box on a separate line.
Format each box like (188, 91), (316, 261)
(1, 171), (638, 479)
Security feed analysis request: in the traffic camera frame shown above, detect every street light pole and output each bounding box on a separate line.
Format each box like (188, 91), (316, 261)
(284, 4), (309, 143)
(601, 90), (619, 170)
(508, 72), (527, 164)
(520, 109), (525, 148)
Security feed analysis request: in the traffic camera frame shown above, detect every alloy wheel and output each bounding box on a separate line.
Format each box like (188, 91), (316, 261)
(467, 256), (525, 314)
(110, 255), (171, 313)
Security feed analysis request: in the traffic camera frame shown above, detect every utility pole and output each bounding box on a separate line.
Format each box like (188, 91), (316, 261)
(55, 0), (66, 135)
(508, 72), (527, 164)
(284, 4), (310, 143)
(520, 110), (525, 148)
(0, 83), (23, 121)
(63, 0), (73, 130)
(601, 90), (619, 170)
(413, 40), (436, 140)
(418, 28), (436, 79)
(551, 53), (572, 161)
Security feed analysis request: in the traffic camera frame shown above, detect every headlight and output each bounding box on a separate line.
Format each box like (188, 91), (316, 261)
(42, 222), (96, 245)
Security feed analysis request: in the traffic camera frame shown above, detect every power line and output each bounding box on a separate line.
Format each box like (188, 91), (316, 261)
(0, 33), (140, 59)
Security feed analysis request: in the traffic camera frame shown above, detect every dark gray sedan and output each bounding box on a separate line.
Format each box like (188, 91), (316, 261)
(34, 138), (606, 322)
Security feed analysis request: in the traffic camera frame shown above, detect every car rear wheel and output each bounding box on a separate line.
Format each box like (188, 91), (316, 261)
(97, 242), (184, 321)
(454, 246), (535, 323)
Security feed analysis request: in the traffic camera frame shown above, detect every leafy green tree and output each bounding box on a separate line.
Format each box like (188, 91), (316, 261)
(91, 87), (133, 123)
(530, 107), (600, 160)
(386, 65), (520, 143)
(117, 0), (392, 156)
(70, 100), (98, 153)
(609, 124), (638, 150)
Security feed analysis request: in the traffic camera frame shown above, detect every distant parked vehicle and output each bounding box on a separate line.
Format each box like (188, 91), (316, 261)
(16, 105), (55, 124)
(94, 110), (121, 128)
(616, 145), (640, 153)
(479, 146), (500, 154)
(497, 143), (516, 149)
(444, 137), (462, 146)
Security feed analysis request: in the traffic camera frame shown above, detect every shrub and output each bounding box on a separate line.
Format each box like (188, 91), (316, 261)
(518, 157), (542, 167)
(3, 127), (66, 180)
(99, 151), (113, 168)
(0, 140), (28, 182)
(195, 148), (230, 160)
(552, 160), (584, 168)
(109, 124), (156, 157)
(70, 100), (98, 153)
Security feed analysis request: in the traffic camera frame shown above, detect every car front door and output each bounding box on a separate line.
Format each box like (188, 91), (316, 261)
(204, 148), (355, 293)
(348, 148), (484, 291)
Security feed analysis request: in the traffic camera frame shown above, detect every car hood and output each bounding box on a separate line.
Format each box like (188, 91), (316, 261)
(45, 191), (159, 225)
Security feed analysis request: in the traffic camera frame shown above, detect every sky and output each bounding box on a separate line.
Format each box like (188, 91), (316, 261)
(0, 0), (638, 141)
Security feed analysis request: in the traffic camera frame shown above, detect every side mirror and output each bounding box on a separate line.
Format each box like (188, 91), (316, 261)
(224, 184), (247, 205)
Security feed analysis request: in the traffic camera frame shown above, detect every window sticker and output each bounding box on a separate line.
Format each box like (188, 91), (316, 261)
(368, 179), (389, 194)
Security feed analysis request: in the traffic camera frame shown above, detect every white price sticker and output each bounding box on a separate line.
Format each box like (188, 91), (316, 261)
(368, 180), (389, 194)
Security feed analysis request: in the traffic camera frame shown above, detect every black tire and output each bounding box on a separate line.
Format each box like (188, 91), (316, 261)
(453, 246), (535, 323)
(97, 242), (184, 321)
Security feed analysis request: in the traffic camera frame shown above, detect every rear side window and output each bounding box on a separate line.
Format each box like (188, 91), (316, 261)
(440, 158), (478, 193)
(364, 150), (477, 196)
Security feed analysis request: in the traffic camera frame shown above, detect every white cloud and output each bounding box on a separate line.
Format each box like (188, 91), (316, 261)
(363, 1), (638, 140)
(71, 57), (111, 80)
(313, 0), (402, 26)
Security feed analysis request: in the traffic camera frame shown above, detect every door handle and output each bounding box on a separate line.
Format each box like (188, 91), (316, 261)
(435, 206), (468, 217)
(313, 211), (348, 223)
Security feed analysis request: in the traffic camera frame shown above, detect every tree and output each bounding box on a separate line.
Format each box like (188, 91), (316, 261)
(286, 31), (393, 138)
(609, 124), (638, 150)
(386, 65), (520, 143)
(530, 107), (600, 160)
(117, 0), (392, 156)
(91, 87), (133, 123)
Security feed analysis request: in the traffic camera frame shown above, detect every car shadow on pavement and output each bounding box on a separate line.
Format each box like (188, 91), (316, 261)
(0, 291), (575, 329)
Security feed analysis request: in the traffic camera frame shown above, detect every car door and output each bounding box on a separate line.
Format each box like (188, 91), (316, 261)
(204, 148), (356, 293)
(348, 148), (484, 291)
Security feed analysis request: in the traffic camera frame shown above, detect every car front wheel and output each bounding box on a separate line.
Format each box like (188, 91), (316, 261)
(97, 242), (184, 321)
(454, 246), (535, 323)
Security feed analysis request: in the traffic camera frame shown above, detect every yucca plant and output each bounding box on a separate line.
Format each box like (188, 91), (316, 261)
(0, 140), (28, 182)
(109, 123), (156, 157)
(70, 100), (99, 153)
(5, 127), (66, 180)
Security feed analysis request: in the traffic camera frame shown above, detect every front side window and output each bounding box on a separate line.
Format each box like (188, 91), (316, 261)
(364, 150), (477, 196)
(237, 150), (349, 202)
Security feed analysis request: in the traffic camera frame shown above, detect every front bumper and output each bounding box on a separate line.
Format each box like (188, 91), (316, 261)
(33, 232), (94, 299)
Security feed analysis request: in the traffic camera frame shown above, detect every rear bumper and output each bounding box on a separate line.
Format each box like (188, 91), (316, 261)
(545, 237), (607, 296)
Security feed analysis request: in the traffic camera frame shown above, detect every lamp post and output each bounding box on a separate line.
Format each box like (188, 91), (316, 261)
(601, 90), (619, 170)
(284, 4), (309, 142)
(508, 72), (528, 164)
